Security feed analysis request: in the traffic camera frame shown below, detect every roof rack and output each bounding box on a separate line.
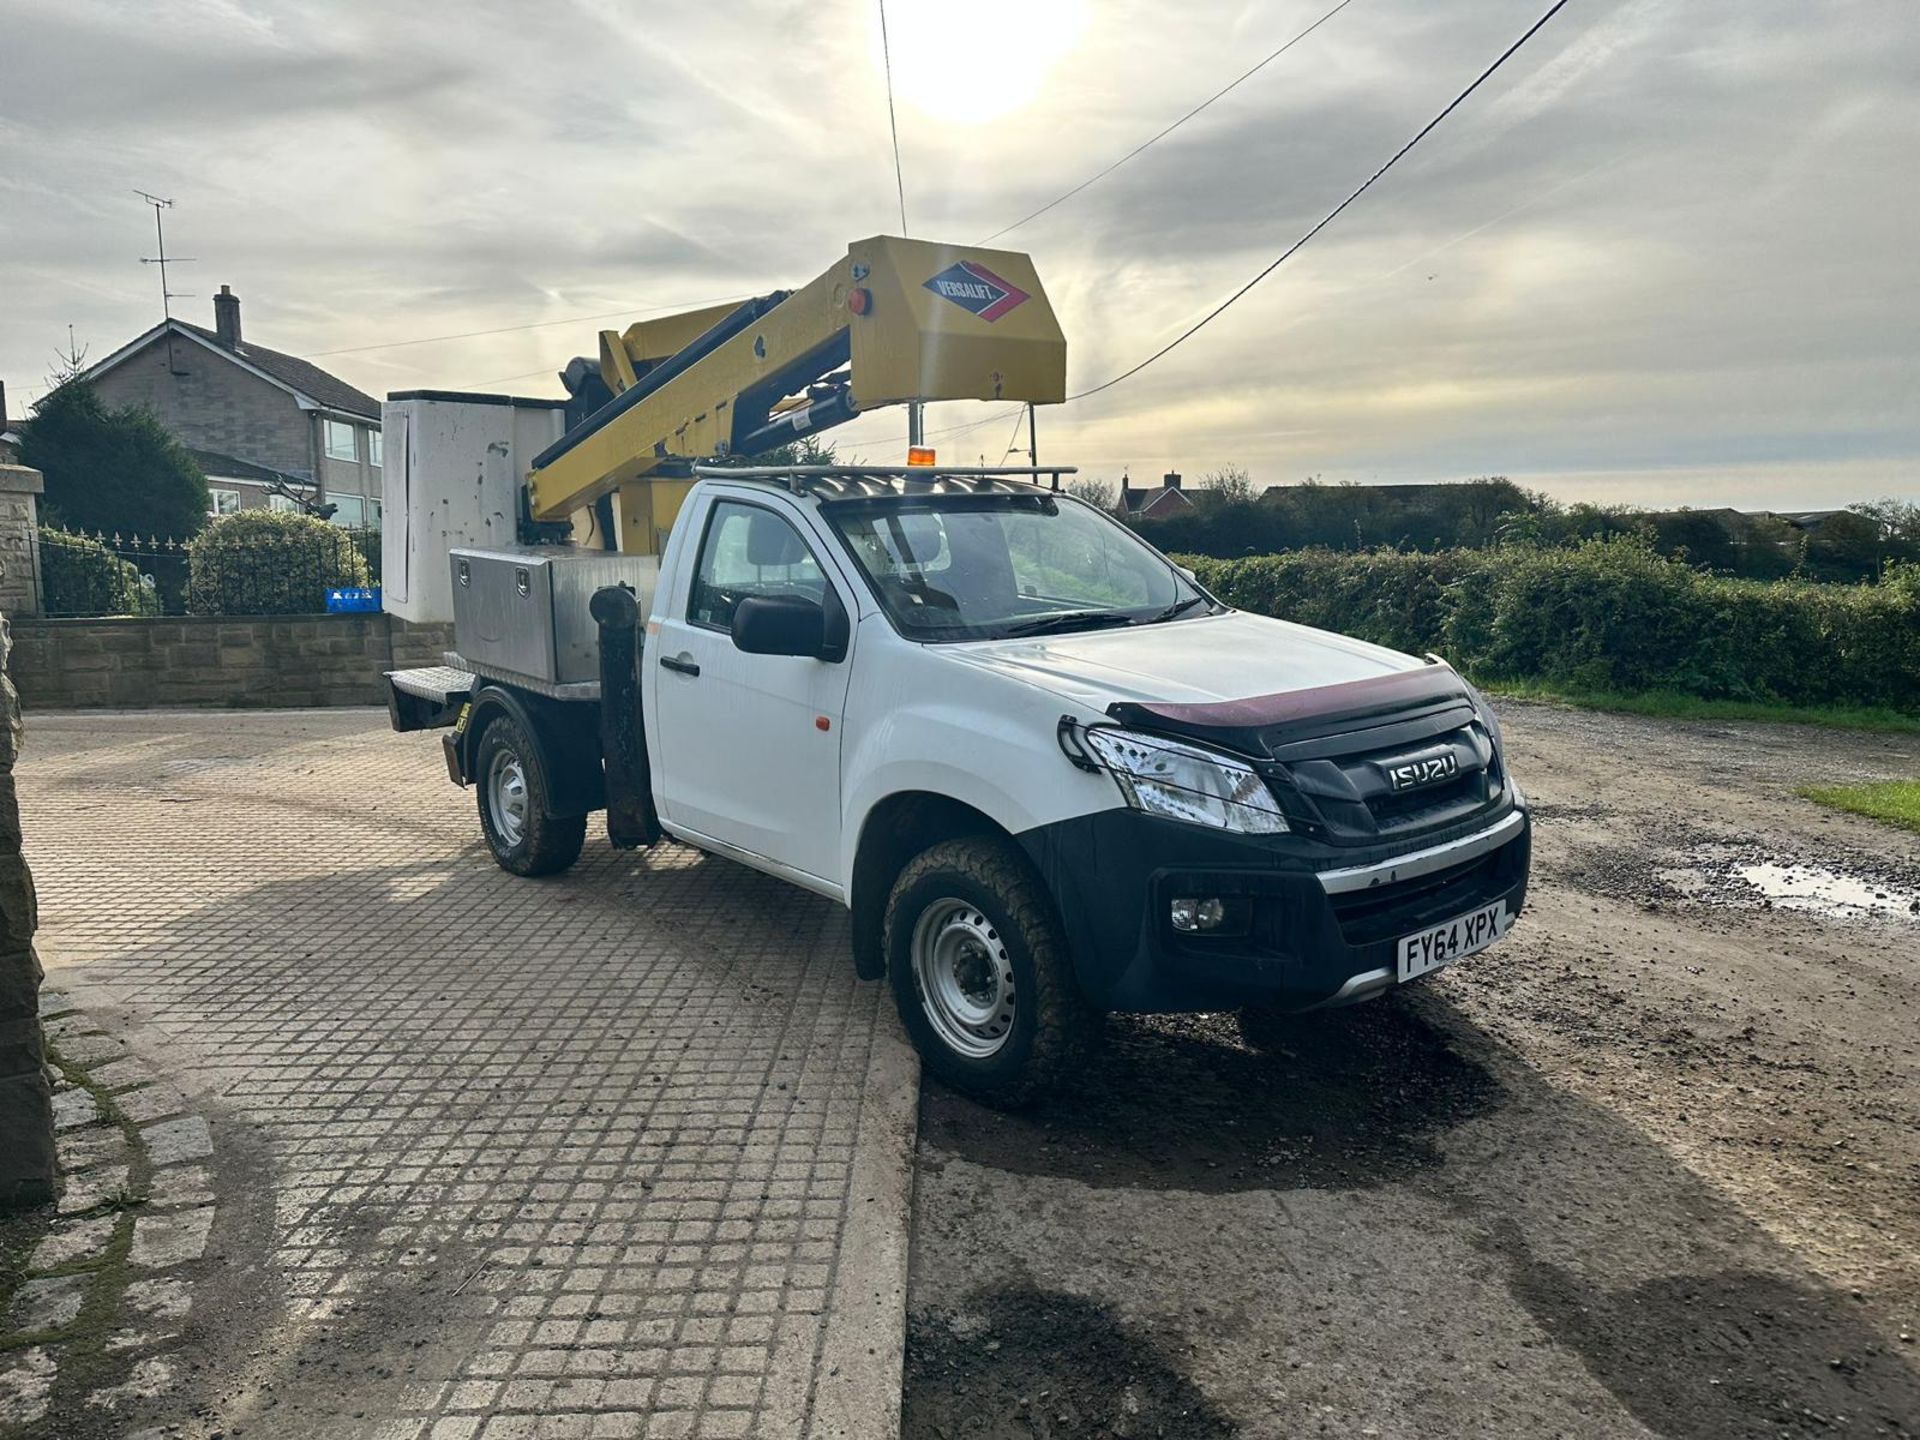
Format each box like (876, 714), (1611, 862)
(692, 463), (1078, 496)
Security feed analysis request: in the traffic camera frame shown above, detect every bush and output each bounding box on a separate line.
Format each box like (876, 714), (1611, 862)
(1146, 477), (1910, 582)
(187, 510), (370, 615)
(1183, 539), (1920, 713)
(1186, 548), (1477, 656)
(38, 528), (160, 617)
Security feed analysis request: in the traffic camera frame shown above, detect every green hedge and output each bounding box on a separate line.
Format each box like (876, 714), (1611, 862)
(187, 510), (370, 616)
(39, 528), (160, 617)
(1185, 538), (1920, 713)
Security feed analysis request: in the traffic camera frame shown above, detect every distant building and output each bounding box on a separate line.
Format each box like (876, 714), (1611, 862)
(72, 286), (382, 526)
(1771, 509), (1848, 536)
(1119, 471), (1196, 521)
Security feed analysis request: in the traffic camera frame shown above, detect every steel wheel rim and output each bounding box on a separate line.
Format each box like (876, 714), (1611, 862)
(911, 898), (1016, 1060)
(487, 748), (528, 847)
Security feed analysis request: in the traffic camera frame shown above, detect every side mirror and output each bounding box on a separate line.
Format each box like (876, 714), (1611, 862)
(732, 594), (827, 658)
(1175, 564), (1198, 584)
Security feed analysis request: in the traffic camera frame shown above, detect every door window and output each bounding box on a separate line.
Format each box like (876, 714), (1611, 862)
(687, 501), (827, 631)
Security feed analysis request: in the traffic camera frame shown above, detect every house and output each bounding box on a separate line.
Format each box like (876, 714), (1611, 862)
(1118, 471), (1196, 521)
(72, 286), (383, 526)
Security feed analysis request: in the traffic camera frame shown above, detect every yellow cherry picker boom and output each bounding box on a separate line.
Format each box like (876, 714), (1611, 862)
(380, 236), (1071, 844)
(524, 235), (1064, 555)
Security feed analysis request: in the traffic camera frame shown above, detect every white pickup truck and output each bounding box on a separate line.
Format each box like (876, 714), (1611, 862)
(389, 464), (1531, 1106)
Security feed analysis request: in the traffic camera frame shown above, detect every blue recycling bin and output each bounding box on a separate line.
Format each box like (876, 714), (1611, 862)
(326, 585), (382, 614)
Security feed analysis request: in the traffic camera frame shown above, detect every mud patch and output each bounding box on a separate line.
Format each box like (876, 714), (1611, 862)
(904, 1288), (1236, 1440)
(919, 1001), (1501, 1194)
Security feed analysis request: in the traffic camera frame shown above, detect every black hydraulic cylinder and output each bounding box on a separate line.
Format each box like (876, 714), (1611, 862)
(735, 387), (861, 456)
(591, 584), (660, 849)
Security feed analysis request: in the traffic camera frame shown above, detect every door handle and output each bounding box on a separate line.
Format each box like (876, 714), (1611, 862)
(658, 653), (700, 677)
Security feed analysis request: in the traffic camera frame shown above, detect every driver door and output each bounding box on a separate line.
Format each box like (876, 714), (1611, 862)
(651, 495), (854, 888)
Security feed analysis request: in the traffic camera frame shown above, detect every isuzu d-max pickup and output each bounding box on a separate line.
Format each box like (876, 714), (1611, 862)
(391, 464), (1530, 1106)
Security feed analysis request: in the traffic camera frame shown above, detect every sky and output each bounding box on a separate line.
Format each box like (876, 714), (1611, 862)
(1, 0), (1915, 510)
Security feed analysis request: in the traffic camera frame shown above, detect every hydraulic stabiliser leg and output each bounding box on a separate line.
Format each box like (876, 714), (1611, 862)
(591, 585), (661, 849)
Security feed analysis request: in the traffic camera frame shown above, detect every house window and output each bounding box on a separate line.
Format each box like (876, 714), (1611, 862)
(368, 429), (383, 467)
(267, 494), (301, 514)
(209, 488), (242, 517)
(325, 419), (359, 462)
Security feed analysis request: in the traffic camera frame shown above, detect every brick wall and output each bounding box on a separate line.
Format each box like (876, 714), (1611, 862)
(7, 614), (455, 710)
(90, 333), (317, 481)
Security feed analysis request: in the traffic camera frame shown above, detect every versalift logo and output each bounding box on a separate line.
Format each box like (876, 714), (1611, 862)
(923, 261), (1031, 323)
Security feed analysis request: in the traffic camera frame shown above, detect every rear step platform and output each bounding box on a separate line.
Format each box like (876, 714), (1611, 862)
(386, 666), (476, 732)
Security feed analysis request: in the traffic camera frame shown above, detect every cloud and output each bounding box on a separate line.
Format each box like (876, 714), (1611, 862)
(0, 0), (1913, 506)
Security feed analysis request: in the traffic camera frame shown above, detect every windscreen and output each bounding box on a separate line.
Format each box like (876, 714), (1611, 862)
(821, 493), (1209, 642)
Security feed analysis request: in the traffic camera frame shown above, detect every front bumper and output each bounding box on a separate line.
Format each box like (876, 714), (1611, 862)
(1017, 804), (1531, 1012)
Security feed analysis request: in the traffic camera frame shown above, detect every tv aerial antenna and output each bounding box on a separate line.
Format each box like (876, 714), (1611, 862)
(135, 190), (196, 374)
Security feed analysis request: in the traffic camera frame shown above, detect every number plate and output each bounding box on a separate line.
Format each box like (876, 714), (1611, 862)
(1396, 900), (1509, 983)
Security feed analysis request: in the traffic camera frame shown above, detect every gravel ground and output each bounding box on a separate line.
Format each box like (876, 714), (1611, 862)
(903, 701), (1920, 1439)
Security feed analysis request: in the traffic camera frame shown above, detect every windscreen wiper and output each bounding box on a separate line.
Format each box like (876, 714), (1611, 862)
(1001, 609), (1139, 638)
(1145, 595), (1212, 624)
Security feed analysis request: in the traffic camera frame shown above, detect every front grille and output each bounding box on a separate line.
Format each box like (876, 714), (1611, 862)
(1271, 713), (1503, 843)
(1325, 846), (1512, 946)
(1366, 770), (1483, 826)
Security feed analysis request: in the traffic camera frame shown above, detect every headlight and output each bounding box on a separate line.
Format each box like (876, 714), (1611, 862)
(1080, 727), (1289, 834)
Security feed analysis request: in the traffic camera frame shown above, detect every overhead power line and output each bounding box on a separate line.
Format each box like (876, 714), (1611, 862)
(979, 0), (1362, 245)
(1067, 0), (1575, 403)
(877, 0), (911, 236)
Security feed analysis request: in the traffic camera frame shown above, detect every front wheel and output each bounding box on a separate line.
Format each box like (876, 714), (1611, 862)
(474, 714), (586, 877)
(884, 837), (1099, 1109)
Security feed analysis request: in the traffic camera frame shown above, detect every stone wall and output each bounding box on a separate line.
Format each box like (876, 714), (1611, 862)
(0, 466), (45, 617)
(7, 614), (455, 710)
(0, 608), (54, 1208)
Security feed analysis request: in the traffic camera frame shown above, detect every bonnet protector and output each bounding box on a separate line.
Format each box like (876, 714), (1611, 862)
(1106, 664), (1472, 755)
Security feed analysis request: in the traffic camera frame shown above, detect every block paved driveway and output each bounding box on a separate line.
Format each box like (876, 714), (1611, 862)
(20, 708), (916, 1440)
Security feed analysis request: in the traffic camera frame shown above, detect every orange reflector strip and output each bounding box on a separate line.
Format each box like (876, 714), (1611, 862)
(907, 447), (936, 466)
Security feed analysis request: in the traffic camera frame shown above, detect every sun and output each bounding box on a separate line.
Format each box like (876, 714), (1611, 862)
(879, 0), (1089, 126)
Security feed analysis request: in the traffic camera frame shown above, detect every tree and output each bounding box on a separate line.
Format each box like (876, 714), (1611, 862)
(19, 383), (210, 538)
(1065, 475), (1116, 510)
(742, 436), (839, 468)
(1802, 510), (1885, 582)
(1196, 464), (1256, 506)
(1853, 498), (1920, 565)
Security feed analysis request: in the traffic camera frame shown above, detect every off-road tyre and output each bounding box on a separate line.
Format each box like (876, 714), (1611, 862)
(1238, 989), (1398, 1054)
(884, 836), (1100, 1109)
(475, 713), (587, 877)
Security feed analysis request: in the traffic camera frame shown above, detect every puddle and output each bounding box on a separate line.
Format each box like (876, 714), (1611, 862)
(1733, 862), (1920, 920)
(1656, 852), (1920, 923)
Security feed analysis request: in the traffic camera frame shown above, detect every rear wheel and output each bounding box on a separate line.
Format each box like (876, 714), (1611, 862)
(475, 714), (586, 876)
(884, 837), (1099, 1109)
